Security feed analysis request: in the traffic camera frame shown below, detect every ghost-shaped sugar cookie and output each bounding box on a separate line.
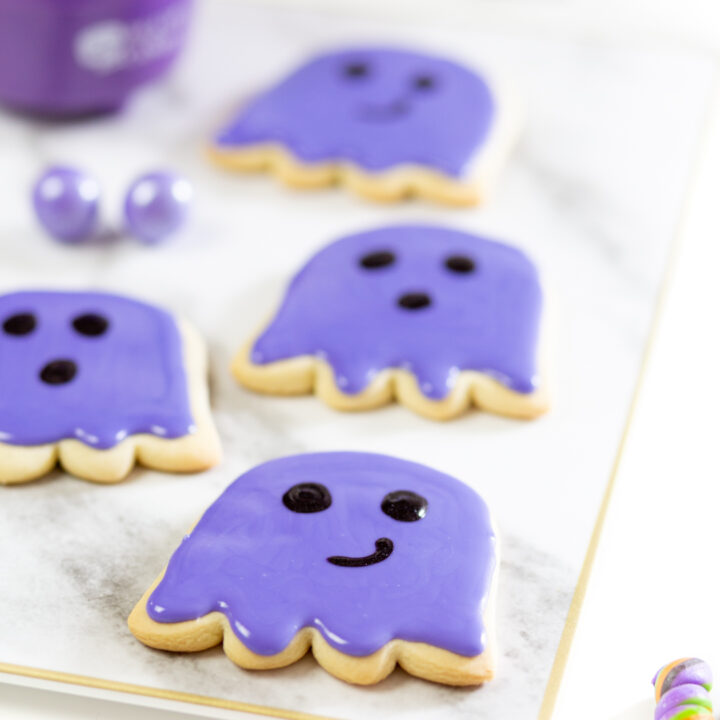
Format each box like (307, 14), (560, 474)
(0, 291), (221, 484)
(208, 47), (516, 206)
(128, 452), (498, 686)
(233, 225), (547, 421)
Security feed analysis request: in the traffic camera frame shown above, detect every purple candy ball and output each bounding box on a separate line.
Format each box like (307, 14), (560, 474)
(32, 166), (100, 243)
(124, 171), (193, 245)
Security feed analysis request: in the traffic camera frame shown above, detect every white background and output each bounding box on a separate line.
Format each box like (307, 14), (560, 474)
(550, 67), (720, 720)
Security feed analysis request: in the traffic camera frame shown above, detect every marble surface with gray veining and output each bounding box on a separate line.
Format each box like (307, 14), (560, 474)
(0, 3), (714, 719)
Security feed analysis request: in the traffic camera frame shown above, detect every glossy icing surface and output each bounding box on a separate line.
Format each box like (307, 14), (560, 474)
(0, 291), (194, 449)
(653, 658), (713, 720)
(216, 47), (495, 177)
(252, 225), (542, 399)
(148, 452), (497, 658)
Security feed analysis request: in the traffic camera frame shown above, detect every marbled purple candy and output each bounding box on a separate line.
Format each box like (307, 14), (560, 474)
(252, 225), (542, 400)
(124, 171), (193, 245)
(653, 658), (713, 720)
(656, 685), (713, 720)
(216, 47), (495, 177)
(0, 291), (194, 449)
(148, 452), (497, 658)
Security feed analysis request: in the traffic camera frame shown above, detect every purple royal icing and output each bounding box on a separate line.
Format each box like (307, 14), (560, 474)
(0, 291), (195, 449)
(216, 47), (495, 178)
(148, 452), (497, 658)
(251, 225), (542, 400)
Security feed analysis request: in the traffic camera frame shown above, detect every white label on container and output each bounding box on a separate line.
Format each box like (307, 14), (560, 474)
(74, 5), (187, 75)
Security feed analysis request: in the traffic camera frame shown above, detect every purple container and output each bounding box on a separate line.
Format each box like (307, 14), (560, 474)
(0, 0), (192, 116)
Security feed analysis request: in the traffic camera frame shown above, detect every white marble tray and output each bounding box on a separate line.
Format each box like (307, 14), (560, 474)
(0, 3), (714, 719)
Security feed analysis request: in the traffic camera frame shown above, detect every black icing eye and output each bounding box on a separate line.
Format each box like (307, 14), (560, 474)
(445, 255), (476, 274)
(381, 490), (428, 522)
(344, 62), (369, 79)
(413, 74), (436, 91)
(397, 292), (432, 310)
(40, 359), (77, 385)
(360, 251), (395, 269)
(3, 313), (36, 336)
(283, 483), (332, 513)
(72, 313), (109, 337)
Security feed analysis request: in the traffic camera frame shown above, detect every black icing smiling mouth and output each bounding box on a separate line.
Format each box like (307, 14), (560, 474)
(357, 100), (411, 122)
(327, 538), (394, 567)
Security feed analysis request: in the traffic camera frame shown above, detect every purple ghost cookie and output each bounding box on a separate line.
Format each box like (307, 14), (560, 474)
(131, 452), (497, 685)
(211, 47), (506, 204)
(235, 224), (545, 420)
(0, 290), (221, 485)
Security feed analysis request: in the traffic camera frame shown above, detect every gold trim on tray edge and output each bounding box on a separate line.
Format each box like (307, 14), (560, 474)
(537, 65), (720, 720)
(0, 661), (338, 720)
